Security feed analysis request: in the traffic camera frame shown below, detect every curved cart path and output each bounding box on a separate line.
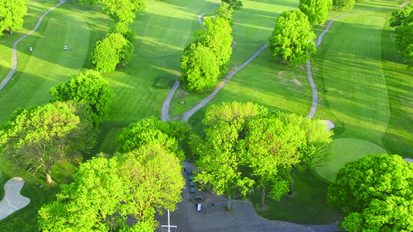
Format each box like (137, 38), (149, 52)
(0, 1), (65, 91)
(0, 177), (30, 220)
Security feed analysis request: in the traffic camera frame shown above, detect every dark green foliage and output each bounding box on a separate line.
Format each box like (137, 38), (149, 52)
(299, 0), (332, 25)
(222, 0), (243, 9)
(91, 33), (135, 73)
(50, 70), (113, 124)
(0, 101), (95, 184)
(391, 3), (413, 65)
(0, 0), (28, 34)
(390, 1), (413, 27)
(328, 154), (413, 231)
(180, 42), (220, 92)
(117, 117), (188, 160)
(269, 10), (316, 65)
(332, 0), (355, 11)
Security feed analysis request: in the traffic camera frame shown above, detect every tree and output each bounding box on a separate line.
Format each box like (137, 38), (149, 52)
(215, 2), (234, 24)
(222, 0), (243, 9)
(50, 70), (113, 124)
(195, 102), (267, 210)
(332, 0), (355, 11)
(118, 143), (185, 228)
(269, 10), (316, 65)
(244, 112), (332, 207)
(110, 21), (135, 42)
(198, 16), (233, 70)
(180, 42), (220, 92)
(80, 0), (145, 23)
(0, 0), (28, 35)
(328, 154), (413, 231)
(299, 0), (333, 25)
(38, 157), (128, 231)
(0, 101), (94, 184)
(389, 1), (413, 27)
(92, 33), (134, 73)
(117, 117), (187, 160)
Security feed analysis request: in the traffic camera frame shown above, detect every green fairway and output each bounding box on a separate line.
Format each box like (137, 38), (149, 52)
(0, 1), (110, 123)
(169, 0), (313, 120)
(315, 138), (387, 181)
(96, 0), (216, 153)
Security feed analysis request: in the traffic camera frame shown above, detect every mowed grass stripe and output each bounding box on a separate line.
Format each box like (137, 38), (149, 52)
(316, 13), (390, 144)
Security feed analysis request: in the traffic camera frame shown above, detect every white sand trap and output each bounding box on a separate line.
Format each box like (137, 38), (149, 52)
(0, 177), (30, 220)
(323, 120), (335, 130)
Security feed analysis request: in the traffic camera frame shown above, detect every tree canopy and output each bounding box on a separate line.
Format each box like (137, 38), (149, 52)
(332, 0), (355, 11)
(194, 102), (331, 209)
(80, 0), (145, 23)
(180, 42), (220, 92)
(0, 101), (94, 184)
(391, 3), (413, 65)
(269, 10), (316, 65)
(117, 117), (189, 160)
(328, 154), (413, 231)
(299, 0), (332, 25)
(222, 0), (243, 9)
(50, 70), (113, 124)
(38, 143), (184, 231)
(0, 0), (28, 34)
(91, 33), (134, 73)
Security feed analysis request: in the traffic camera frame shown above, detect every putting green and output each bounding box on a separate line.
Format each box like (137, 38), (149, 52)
(314, 138), (386, 182)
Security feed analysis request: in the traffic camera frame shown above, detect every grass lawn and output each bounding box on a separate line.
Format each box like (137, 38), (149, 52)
(250, 169), (342, 224)
(315, 138), (387, 182)
(169, 0), (312, 120)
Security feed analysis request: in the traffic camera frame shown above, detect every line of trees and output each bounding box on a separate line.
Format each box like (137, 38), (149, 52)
(390, 1), (413, 65)
(79, 0), (144, 73)
(328, 154), (413, 231)
(192, 102), (332, 210)
(0, 0), (28, 35)
(180, 2), (234, 92)
(38, 117), (187, 231)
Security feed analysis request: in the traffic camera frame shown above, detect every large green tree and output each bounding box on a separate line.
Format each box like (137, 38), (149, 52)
(328, 154), (413, 231)
(38, 157), (127, 231)
(92, 33), (134, 73)
(180, 42), (220, 92)
(50, 70), (113, 124)
(0, 0), (28, 34)
(269, 10), (316, 65)
(118, 144), (185, 227)
(215, 2), (234, 24)
(198, 16), (233, 70)
(391, 7), (413, 65)
(195, 102), (268, 210)
(80, 0), (145, 23)
(0, 101), (94, 184)
(389, 1), (413, 27)
(244, 112), (332, 207)
(222, 0), (243, 9)
(299, 0), (332, 25)
(117, 117), (188, 160)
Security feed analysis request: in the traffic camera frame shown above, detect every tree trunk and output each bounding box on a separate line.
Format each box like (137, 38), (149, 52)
(226, 196), (233, 211)
(289, 168), (297, 196)
(260, 186), (266, 209)
(46, 172), (53, 185)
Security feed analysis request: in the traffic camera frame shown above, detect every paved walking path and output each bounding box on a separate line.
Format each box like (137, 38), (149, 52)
(0, 1), (65, 91)
(0, 177), (30, 220)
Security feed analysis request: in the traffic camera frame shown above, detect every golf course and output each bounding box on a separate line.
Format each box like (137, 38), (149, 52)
(0, 0), (412, 230)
